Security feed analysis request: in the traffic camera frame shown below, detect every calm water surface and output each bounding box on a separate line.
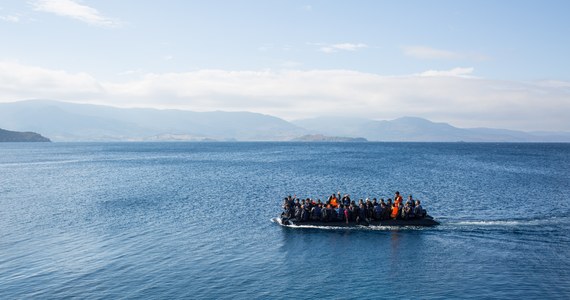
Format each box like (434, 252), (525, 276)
(1, 142), (569, 299)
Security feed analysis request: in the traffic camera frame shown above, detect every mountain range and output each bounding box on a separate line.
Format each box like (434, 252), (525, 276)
(0, 100), (568, 142)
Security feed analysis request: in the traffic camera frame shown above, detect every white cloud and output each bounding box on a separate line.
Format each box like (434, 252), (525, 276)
(403, 46), (461, 59)
(32, 0), (121, 28)
(0, 61), (568, 131)
(317, 43), (367, 53)
(0, 60), (104, 99)
(418, 67), (475, 77)
(0, 15), (20, 22)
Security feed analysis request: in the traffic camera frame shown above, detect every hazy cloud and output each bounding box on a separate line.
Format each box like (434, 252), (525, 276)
(280, 61), (303, 68)
(0, 61), (568, 131)
(403, 46), (461, 59)
(0, 14), (20, 22)
(0, 60), (104, 99)
(317, 43), (368, 53)
(403, 46), (489, 61)
(32, 0), (121, 28)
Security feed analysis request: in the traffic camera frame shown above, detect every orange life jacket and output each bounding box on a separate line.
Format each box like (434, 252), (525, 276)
(391, 206), (399, 219)
(394, 195), (403, 206)
(330, 198), (338, 208)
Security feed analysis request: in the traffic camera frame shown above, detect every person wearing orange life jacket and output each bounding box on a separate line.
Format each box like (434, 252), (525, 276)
(330, 197), (338, 208)
(328, 193), (339, 208)
(394, 191), (403, 206)
(390, 203), (399, 219)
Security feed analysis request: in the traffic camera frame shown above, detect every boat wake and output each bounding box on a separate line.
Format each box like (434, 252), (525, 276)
(449, 220), (523, 226)
(443, 215), (570, 228)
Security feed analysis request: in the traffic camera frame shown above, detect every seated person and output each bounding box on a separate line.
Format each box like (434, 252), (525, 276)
(406, 195), (414, 206)
(414, 200), (426, 218)
(300, 205), (310, 221)
(311, 204), (322, 220)
(390, 203), (399, 219)
(373, 203), (383, 220)
(336, 205), (345, 222)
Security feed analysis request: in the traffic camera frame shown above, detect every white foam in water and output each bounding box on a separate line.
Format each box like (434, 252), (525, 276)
(272, 218), (427, 231)
(452, 220), (523, 226)
(448, 217), (566, 227)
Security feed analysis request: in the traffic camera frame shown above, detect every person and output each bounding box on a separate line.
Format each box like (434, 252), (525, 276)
(329, 194), (339, 208)
(325, 204), (336, 222)
(402, 202), (412, 220)
(321, 204), (329, 221)
(380, 202), (388, 220)
(300, 205), (310, 221)
(295, 204), (303, 220)
(384, 199), (393, 220)
(407, 197), (416, 218)
(406, 195), (414, 206)
(373, 202), (383, 220)
(348, 202), (358, 222)
(358, 202), (367, 224)
(414, 200), (426, 218)
(282, 204), (293, 221)
(342, 194), (351, 206)
(308, 198), (316, 210)
(390, 202), (399, 219)
(365, 198), (373, 219)
(394, 191), (403, 206)
(336, 204), (345, 222)
(343, 205), (349, 224)
(311, 204), (322, 220)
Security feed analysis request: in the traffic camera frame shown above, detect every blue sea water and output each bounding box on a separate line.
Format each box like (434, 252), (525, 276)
(1, 142), (569, 299)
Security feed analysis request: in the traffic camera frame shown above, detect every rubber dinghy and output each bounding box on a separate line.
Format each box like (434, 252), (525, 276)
(279, 215), (440, 227)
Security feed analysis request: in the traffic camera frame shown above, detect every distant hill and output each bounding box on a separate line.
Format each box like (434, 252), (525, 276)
(0, 100), (306, 141)
(295, 116), (570, 142)
(0, 128), (51, 142)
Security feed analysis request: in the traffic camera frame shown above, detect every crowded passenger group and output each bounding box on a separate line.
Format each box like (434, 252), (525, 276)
(281, 191), (428, 224)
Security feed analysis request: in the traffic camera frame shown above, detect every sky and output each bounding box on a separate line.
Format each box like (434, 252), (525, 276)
(1, 0), (569, 131)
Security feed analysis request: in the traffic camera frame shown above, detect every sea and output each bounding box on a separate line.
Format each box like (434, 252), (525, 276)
(1, 142), (569, 299)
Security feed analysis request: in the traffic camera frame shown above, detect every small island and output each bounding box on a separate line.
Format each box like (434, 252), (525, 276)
(0, 128), (51, 142)
(291, 134), (367, 142)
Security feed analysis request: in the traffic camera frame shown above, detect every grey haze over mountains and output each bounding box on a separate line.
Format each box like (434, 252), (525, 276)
(0, 100), (568, 142)
(294, 117), (570, 142)
(0, 100), (305, 141)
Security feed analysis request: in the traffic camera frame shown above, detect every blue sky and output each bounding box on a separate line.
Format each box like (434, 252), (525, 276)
(1, 0), (569, 131)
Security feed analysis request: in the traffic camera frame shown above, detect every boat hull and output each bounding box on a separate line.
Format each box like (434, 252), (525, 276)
(279, 215), (439, 227)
